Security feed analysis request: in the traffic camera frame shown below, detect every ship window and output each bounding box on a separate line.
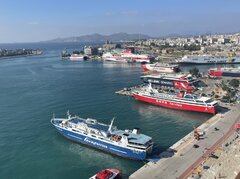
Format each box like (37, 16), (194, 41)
(91, 135), (96, 138)
(205, 99), (213, 103)
(128, 142), (144, 146)
(184, 95), (194, 99)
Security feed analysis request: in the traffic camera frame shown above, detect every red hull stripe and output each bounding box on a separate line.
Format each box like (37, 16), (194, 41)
(208, 70), (223, 76)
(133, 94), (215, 114)
(141, 65), (149, 71)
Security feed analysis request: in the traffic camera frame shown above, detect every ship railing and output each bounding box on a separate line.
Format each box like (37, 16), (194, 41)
(127, 142), (148, 149)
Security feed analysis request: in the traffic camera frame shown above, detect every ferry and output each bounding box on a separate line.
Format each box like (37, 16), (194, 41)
(90, 168), (121, 179)
(176, 55), (240, 65)
(208, 66), (240, 77)
(69, 54), (87, 61)
(51, 112), (153, 160)
(140, 73), (199, 91)
(132, 84), (218, 114)
(102, 49), (155, 63)
(142, 63), (180, 73)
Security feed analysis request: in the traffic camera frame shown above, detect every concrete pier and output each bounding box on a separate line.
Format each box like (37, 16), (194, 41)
(129, 105), (240, 179)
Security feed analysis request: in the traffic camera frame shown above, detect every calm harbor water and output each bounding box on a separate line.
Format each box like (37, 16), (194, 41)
(0, 43), (215, 179)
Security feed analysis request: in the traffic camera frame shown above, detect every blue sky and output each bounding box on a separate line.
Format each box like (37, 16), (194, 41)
(0, 0), (240, 43)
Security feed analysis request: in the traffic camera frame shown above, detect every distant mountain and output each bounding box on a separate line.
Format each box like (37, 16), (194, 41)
(46, 33), (152, 43)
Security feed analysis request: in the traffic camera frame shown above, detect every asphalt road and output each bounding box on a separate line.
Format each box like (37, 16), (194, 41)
(130, 105), (240, 179)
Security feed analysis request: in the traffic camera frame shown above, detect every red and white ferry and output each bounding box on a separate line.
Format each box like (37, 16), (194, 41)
(102, 49), (154, 63)
(142, 63), (180, 73)
(208, 66), (240, 77)
(132, 84), (218, 114)
(69, 54), (87, 61)
(141, 73), (200, 92)
(90, 168), (121, 179)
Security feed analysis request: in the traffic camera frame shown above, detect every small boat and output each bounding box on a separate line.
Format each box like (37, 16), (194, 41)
(89, 168), (121, 179)
(132, 84), (218, 114)
(142, 63), (180, 73)
(208, 66), (240, 77)
(51, 112), (153, 160)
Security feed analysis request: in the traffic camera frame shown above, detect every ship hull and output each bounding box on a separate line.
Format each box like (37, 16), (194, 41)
(142, 64), (178, 73)
(133, 93), (216, 114)
(53, 125), (149, 160)
(178, 61), (240, 65)
(222, 72), (240, 77)
(177, 57), (240, 65)
(69, 57), (84, 61)
(208, 70), (240, 77)
(104, 57), (152, 63)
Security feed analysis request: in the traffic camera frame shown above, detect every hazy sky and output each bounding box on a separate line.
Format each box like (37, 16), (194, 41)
(0, 0), (240, 43)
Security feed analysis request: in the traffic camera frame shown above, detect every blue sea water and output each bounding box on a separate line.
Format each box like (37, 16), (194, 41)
(0, 43), (213, 179)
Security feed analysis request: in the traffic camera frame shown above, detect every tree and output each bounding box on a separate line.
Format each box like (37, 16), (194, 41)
(72, 51), (80, 54)
(183, 44), (200, 51)
(116, 44), (121, 48)
(189, 67), (200, 77)
(229, 79), (239, 88)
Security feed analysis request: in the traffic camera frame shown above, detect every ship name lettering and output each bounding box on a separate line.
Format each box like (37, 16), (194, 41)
(156, 100), (167, 104)
(170, 102), (182, 107)
(160, 81), (173, 85)
(84, 137), (108, 149)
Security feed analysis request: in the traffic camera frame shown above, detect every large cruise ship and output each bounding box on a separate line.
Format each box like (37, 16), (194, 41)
(140, 73), (200, 91)
(176, 55), (240, 64)
(132, 84), (218, 114)
(102, 49), (155, 63)
(51, 112), (153, 160)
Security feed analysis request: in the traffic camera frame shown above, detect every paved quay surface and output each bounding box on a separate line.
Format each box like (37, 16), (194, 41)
(129, 105), (240, 179)
(200, 135), (240, 179)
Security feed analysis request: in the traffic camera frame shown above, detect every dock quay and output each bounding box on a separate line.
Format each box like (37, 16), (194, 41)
(129, 105), (240, 179)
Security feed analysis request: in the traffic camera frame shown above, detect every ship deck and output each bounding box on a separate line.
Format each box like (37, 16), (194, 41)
(68, 117), (110, 132)
(113, 130), (152, 145)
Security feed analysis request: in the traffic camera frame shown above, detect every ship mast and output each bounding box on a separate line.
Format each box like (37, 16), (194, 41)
(108, 117), (115, 133)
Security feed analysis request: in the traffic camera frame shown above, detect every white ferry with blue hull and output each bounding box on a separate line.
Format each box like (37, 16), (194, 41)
(51, 113), (153, 160)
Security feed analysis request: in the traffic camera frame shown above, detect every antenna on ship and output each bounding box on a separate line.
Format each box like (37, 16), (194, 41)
(148, 83), (153, 91)
(108, 117), (115, 133)
(67, 110), (71, 119)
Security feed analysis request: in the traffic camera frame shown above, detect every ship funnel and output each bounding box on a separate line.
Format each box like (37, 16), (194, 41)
(67, 110), (71, 119)
(132, 128), (140, 134)
(108, 117), (115, 133)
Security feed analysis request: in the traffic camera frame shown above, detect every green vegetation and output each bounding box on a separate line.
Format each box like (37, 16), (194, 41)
(116, 44), (121, 48)
(211, 91), (215, 96)
(220, 79), (239, 103)
(72, 51), (80, 54)
(183, 44), (201, 51)
(189, 67), (200, 77)
(229, 79), (239, 88)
